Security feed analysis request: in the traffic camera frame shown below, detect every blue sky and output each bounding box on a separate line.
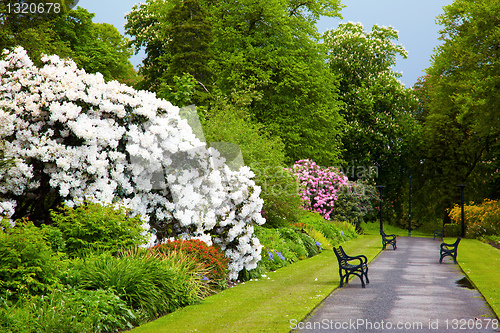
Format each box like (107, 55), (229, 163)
(81, 0), (453, 87)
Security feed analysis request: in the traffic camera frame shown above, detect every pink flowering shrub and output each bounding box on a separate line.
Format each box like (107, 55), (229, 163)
(290, 159), (349, 220)
(290, 160), (378, 226)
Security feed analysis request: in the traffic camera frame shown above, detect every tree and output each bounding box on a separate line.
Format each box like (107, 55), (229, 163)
(0, 0), (72, 65)
(0, 3), (137, 84)
(164, 0), (213, 103)
(52, 8), (137, 83)
(126, 0), (213, 103)
(413, 0), (500, 225)
(126, 0), (346, 165)
(324, 22), (420, 226)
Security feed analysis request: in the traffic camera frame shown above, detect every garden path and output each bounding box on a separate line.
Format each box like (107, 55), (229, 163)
(298, 236), (499, 333)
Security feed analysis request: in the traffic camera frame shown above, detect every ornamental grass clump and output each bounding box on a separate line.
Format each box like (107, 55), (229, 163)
(67, 250), (205, 321)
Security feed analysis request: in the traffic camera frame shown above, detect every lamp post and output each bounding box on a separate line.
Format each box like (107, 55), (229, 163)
(457, 185), (466, 238)
(376, 185), (386, 233)
(408, 171), (412, 237)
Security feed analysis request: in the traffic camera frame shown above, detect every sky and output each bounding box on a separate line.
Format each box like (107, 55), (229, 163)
(80, 0), (453, 88)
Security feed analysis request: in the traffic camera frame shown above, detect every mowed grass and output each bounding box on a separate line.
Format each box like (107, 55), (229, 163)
(455, 238), (500, 318)
(129, 235), (381, 333)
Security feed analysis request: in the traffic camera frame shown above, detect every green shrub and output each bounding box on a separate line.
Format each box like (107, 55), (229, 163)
(50, 202), (147, 257)
(295, 211), (359, 247)
(0, 220), (62, 300)
(254, 227), (299, 265)
(278, 228), (308, 260)
(67, 251), (203, 320)
(0, 288), (136, 333)
(202, 98), (303, 226)
(0, 293), (37, 333)
(152, 239), (228, 291)
(297, 231), (320, 257)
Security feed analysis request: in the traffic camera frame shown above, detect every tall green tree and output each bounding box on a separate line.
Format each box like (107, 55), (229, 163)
(126, 0), (346, 166)
(324, 22), (420, 226)
(0, 0), (72, 63)
(413, 0), (500, 225)
(52, 8), (137, 83)
(126, 0), (213, 102)
(0, 3), (137, 84)
(207, 0), (345, 165)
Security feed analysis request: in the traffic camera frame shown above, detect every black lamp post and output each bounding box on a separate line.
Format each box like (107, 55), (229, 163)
(408, 171), (412, 237)
(458, 184), (466, 237)
(376, 185), (386, 233)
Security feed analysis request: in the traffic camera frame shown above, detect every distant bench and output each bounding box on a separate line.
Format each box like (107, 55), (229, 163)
(333, 246), (369, 288)
(433, 228), (444, 241)
(439, 238), (461, 264)
(381, 230), (397, 250)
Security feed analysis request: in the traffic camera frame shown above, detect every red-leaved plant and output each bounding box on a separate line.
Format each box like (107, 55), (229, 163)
(152, 239), (229, 290)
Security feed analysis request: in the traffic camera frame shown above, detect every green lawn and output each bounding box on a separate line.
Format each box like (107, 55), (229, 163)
(455, 238), (500, 318)
(130, 235), (381, 333)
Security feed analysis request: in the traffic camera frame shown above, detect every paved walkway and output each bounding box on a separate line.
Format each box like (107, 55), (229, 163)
(299, 237), (499, 333)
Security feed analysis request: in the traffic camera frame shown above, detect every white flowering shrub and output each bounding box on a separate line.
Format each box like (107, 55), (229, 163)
(0, 47), (265, 279)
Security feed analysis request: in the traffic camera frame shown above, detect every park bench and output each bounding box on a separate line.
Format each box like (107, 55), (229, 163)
(439, 237), (461, 264)
(433, 228), (444, 240)
(333, 246), (369, 288)
(381, 230), (397, 250)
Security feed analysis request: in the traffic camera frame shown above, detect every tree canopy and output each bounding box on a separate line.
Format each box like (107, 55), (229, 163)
(324, 22), (419, 226)
(412, 0), (500, 224)
(125, 0), (345, 166)
(0, 3), (137, 84)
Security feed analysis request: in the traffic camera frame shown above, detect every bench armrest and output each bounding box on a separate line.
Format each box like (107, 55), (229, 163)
(440, 238), (461, 249)
(344, 254), (368, 265)
(343, 256), (365, 266)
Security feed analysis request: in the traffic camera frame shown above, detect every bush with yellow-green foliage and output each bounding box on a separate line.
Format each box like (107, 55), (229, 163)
(448, 199), (500, 239)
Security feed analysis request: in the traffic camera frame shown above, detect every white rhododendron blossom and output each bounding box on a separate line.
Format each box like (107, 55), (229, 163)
(0, 47), (265, 279)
